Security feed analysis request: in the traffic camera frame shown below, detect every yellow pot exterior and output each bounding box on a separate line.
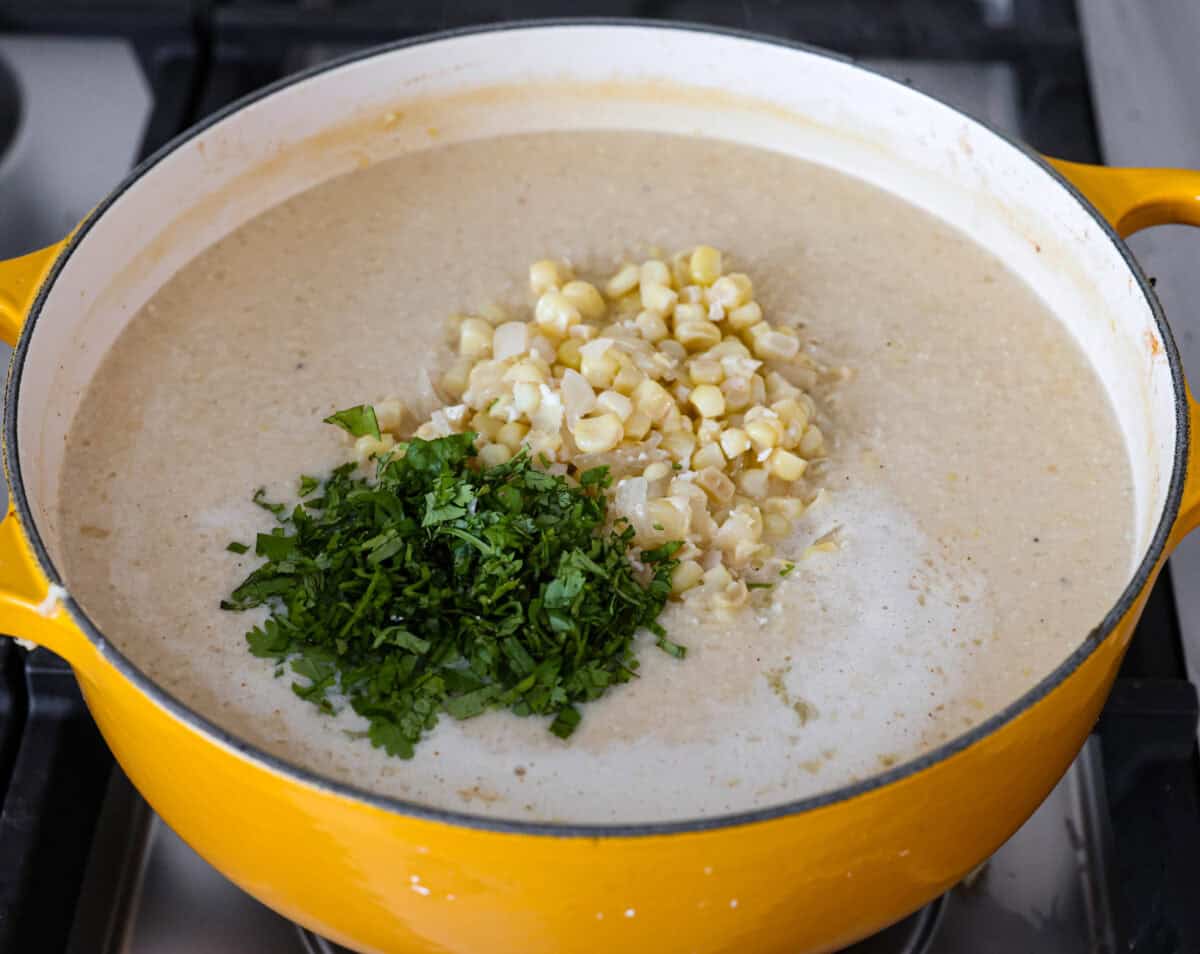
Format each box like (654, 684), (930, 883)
(0, 489), (1161, 953)
(72, 576), (1148, 954)
(3, 142), (1200, 954)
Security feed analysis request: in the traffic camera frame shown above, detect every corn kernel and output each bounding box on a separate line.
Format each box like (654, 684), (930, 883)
(487, 394), (515, 422)
(670, 250), (692, 288)
(624, 409), (653, 440)
(470, 412), (503, 441)
(750, 373), (767, 406)
(696, 466), (735, 503)
(703, 565), (734, 590)
(440, 358), (473, 400)
(769, 448), (807, 481)
(496, 420), (530, 451)
(696, 418), (722, 444)
(561, 280), (607, 321)
(636, 310), (669, 343)
(458, 317), (494, 359)
(661, 430), (696, 466)
(647, 497), (689, 538)
(479, 302), (509, 326)
(606, 263), (640, 298)
(643, 460), (673, 482)
(660, 402), (685, 434)
(719, 427), (751, 458)
(764, 497), (807, 520)
(737, 468), (770, 498)
(753, 329), (801, 361)
(374, 398), (408, 435)
(596, 389), (634, 422)
(676, 320), (723, 352)
(721, 376), (752, 413)
(641, 282), (678, 315)
(478, 443), (512, 467)
(743, 321), (773, 351)
(613, 362), (644, 396)
(634, 378), (674, 421)
(641, 260), (672, 288)
(673, 302), (707, 324)
(580, 349), (619, 390)
(530, 259), (569, 296)
(689, 383), (726, 418)
(709, 273), (753, 308)
(765, 370), (803, 403)
(746, 417), (782, 450)
(354, 433), (395, 464)
(501, 360), (543, 385)
(689, 246), (723, 285)
(727, 301), (763, 331)
(692, 442), (726, 472)
(799, 425), (826, 458)
(526, 430), (563, 461)
(771, 398), (806, 426)
(535, 290), (581, 337)
(688, 357), (724, 385)
(671, 560), (705, 594)
(572, 413), (624, 454)
(556, 337), (583, 370)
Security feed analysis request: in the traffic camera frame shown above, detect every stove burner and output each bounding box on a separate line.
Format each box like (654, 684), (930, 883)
(297, 895), (945, 954)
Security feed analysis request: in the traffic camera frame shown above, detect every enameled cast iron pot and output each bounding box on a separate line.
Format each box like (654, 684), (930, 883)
(1, 22), (1200, 954)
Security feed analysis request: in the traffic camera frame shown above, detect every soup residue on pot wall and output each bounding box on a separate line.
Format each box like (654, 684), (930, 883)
(56, 130), (1132, 823)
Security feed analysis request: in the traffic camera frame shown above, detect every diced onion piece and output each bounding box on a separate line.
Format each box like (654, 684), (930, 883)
(492, 321), (530, 361)
(561, 369), (597, 426)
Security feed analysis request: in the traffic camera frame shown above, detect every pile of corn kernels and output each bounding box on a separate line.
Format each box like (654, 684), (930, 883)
(358, 246), (833, 609)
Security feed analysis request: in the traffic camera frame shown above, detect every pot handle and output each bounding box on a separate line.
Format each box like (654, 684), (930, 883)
(0, 239), (83, 663)
(0, 239), (67, 347)
(1047, 158), (1200, 547)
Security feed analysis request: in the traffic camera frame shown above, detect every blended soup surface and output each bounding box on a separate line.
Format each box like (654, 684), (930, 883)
(58, 131), (1133, 823)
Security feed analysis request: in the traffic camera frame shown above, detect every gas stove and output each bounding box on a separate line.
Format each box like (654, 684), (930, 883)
(0, 4), (1197, 953)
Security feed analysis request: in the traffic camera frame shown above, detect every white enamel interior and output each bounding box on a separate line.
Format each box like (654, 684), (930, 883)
(17, 24), (1175, 588)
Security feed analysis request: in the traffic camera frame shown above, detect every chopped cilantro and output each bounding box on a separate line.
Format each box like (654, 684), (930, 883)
(322, 404), (381, 440)
(223, 433), (683, 757)
(226, 541), (249, 554)
(747, 582), (774, 591)
(779, 563), (796, 577)
(298, 474), (320, 497)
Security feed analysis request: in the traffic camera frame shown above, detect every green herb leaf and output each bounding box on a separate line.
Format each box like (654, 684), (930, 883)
(779, 563), (796, 577)
(256, 532), (296, 561)
(223, 435), (683, 759)
(323, 404), (381, 440)
(747, 582), (774, 591)
(298, 475), (320, 497)
(549, 705), (582, 739)
(655, 635), (687, 659)
(226, 541), (249, 554)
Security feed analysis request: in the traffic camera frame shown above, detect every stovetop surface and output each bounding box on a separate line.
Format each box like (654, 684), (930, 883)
(0, 3), (1198, 953)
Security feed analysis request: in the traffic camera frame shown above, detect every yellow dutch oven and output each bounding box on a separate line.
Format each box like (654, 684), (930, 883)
(1, 22), (1200, 954)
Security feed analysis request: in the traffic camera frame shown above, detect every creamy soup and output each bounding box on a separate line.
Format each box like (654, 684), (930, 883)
(57, 131), (1133, 823)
